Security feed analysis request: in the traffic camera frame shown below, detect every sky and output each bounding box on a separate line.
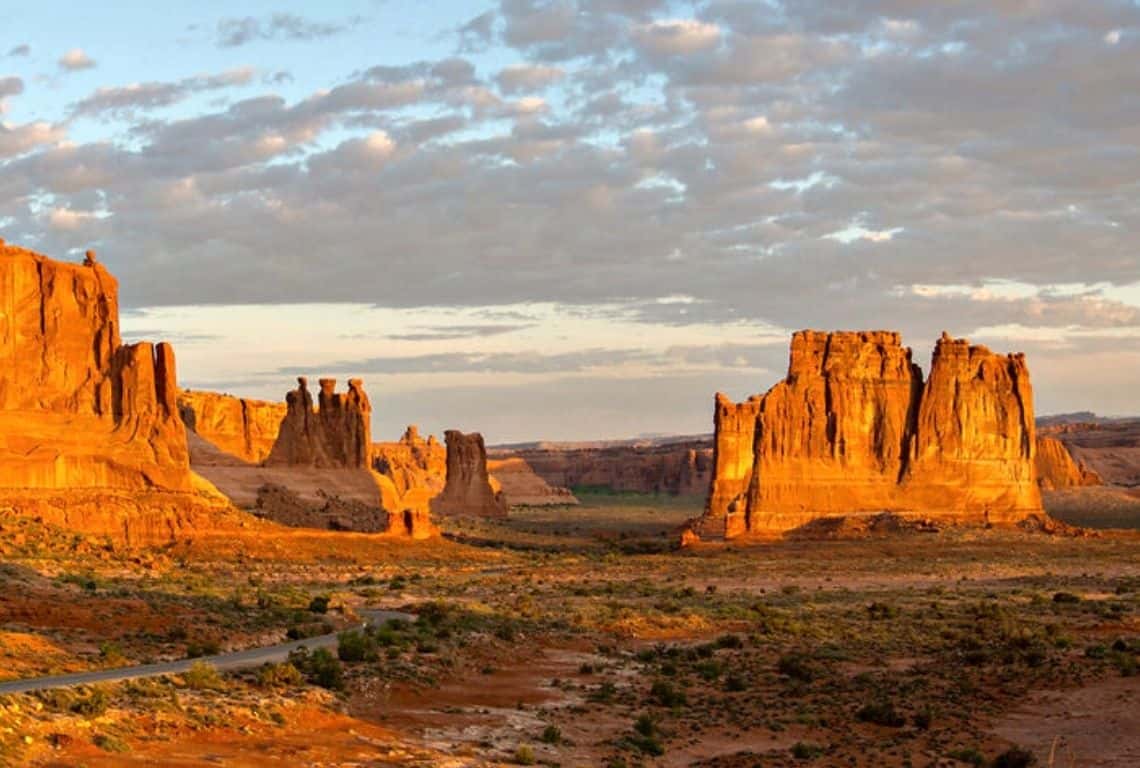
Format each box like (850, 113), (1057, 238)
(2, 1), (1139, 443)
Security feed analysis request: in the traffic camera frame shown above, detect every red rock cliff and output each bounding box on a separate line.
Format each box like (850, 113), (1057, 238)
(432, 430), (508, 517)
(178, 390), (286, 464)
(1035, 436), (1101, 490)
(0, 243), (192, 493)
(698, 331), (1044, 536)
(266, 377), (372, 468)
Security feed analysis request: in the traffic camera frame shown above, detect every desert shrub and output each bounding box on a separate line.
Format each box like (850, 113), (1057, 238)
(866, 602), (900, 620)
(289, 647), (344, 691)
(629, 713), (665, 755)
(855, 699), (905, 727)
(307, 595), (331, 614)
(777, 652), (818, 682)
(93, 733), (129, 752)
(791, 741), (824, 759)
(70, 687), (110, 716)
(724, 673), (747, 692)
(715, 633), (744, 649)
(337, 630), (379, 662)
(589, 681), (617, 703)
(696, 660), (723, 680)
(947, 747), (985, 766)
(648, 679), (687, 708)
(183, 661), (223, 690)
(185, 639), (221, 658)
(540, 725), (562, 744)
(256, 662), (304, 688)
(991, 746), (1036, 768)
(513, 744), (536, 765)
(1052, 592), (1080, 604)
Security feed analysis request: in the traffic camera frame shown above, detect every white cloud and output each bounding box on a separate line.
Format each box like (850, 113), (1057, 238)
(58, 48), (96, 71)
(635, 19), (721, 55)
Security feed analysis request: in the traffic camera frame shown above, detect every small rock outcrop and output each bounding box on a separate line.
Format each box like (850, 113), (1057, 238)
(1036, 436), (1101, 490)
(266, 377), (372, 468)
(178, 390), (286, 464)
(432, 431), (508, 517)
(695, 331), (1044, 538)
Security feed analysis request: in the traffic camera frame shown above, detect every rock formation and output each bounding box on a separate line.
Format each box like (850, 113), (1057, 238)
(490, 438), (712, 497)
(266, 377), (371, 468)
(696, 331), (1044, 537)
(486, 457), (579, 506)
(373, 426), (447, 499)
(1039, 419), (1140, 487)
(178, 390), (286, 464)
(1036, 436), (1101, 490)
(0, 242), (239, 543)
(432, 431), (508, 517)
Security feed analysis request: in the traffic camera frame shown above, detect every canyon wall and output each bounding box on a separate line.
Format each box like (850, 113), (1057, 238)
(490, 439), (712, 497)
(1035, 435), (1102, 490)
(432, 431), (508, 517)
(0, 242), (240, 543)
(698, 331), (1043, 537)
(178, 390), (286, 464)
(486, 457), (579, 506)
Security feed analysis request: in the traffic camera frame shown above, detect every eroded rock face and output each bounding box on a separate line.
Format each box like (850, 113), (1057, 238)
(266, 377), (372, 468)
(486, 457), (579, 506)
(697, 331), (1044, 537)
(178, 391), (286, 464)
(490, 439), (713, 497)
(1036, 436), (1101, 490)
(0, 243), (192, 494)
(432, 430), (508, 517)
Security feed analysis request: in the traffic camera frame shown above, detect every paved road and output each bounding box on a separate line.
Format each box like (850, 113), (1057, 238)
(0, 609), (415, 696)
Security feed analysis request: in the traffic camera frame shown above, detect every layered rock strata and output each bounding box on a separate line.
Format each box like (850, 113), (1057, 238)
(266, 377), (372, 468)
(178, 390), (286, 464)
(0, 242), (236, 543)
(432, 431), (508, 517)
(1035, 436), (1101, 490)
(698, 331), (1043, 537)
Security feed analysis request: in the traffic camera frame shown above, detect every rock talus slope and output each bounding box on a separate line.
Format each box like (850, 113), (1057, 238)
(699, 331), (1044, 537)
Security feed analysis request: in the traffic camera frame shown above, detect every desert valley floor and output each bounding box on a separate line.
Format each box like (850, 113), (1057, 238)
(1, 492), (1139, 768)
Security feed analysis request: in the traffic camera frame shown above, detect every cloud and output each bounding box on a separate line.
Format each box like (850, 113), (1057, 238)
(7, 45), (30, 58)
(633, 19), (721, 55)
(58, 48), (96, 71)
(216, 13), (356, 47)
(496, 64), (564, 94)
(68, 68), (255, 119)
(383, 323), (536, 341)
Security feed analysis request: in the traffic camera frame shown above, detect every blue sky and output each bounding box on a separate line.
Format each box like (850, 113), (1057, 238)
(2, 1), (1139, 441)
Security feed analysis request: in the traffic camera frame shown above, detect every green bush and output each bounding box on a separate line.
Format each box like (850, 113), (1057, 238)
(289, 647), (345, 691)
(256, 662), (304, 688)
(648, 679), (687, 708)
(337, 630), (379, 662)
(991, 746), (1036, 768)
(308, 595), (331, 614)
(183, 661), (223, 690)
(791, 741), (824, 759)
(777, 652), (818, 682)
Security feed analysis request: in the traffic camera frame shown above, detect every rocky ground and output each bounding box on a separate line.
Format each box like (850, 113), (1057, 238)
(1, 494), (1138, 767)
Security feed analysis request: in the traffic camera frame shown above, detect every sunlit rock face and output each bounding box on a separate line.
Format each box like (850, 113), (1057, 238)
(431, 430), (508, 517)
(266, 377), (372, 469)
(0, 242), (192, 493)
(0, 242), (246, 544)
(699, 331), (1044, 536)
(1035, 436), (1101, 490)
(178, 391), (286, 464)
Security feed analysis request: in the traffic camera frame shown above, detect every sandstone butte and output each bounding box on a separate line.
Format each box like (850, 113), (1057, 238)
(1035, 435), (1101, 490)
(431, 430), (508, 517)
(0, 242), (239, 543)
(696, 330), (1045, 539)
(372, 425), (447, 516)
(267, 377), (373, 469)
(178, 390), (285, 464)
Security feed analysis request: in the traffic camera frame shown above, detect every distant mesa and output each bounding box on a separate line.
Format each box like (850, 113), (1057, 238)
(1035, 435), (1101, 490)
(691, 330), (1047, 539)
